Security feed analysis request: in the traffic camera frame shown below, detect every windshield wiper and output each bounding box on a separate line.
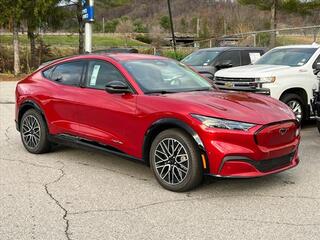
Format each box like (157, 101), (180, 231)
(145, 90), (178, 94)
(187, 87), (212, 92)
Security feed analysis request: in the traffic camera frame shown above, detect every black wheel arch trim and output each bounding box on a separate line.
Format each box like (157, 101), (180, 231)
(17, 100), (48, 131)
(143, 118), (209, 172)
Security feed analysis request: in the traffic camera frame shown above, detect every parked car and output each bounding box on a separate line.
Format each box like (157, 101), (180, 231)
(92, 48), (139, 54)
(214, 44), (320, 122)
(181, 47), (265, 79)
(16, 54), (300, 191)
(312, 62), (320, 133)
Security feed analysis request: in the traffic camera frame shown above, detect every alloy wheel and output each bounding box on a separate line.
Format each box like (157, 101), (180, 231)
(287, 100), (302, 122)
(154, 138), (190, 185)
(22, 115), (41, 149)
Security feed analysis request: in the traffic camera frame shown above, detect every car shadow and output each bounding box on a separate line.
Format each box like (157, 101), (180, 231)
(50, 143), (298, 195)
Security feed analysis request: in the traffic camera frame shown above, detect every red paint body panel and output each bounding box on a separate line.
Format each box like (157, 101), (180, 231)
(15, 54), (300, 177)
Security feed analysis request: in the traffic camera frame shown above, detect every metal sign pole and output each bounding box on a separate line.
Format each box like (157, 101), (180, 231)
(82, 0), (94, 53)
(85, 23), (92, 53)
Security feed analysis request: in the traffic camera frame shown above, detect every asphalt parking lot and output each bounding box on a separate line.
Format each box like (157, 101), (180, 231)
(1, 81), (320, 240)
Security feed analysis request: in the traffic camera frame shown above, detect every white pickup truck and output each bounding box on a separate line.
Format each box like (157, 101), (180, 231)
(214, 44), (320, 122)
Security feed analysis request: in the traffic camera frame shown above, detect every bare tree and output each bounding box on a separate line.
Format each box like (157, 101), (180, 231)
(116, 19), (134, 47)
(150, 25), (165, 54)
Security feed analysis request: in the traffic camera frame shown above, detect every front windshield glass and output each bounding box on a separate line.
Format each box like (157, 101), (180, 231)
(122, 59), (212, 93)
(181, 50), (220, 66)
(255, 48), (317, 66)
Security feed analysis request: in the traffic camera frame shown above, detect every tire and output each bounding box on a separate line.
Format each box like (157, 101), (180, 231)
(20, 109), (51, 154)
(149, 128), (203, 192)
(280, 93), (306, 123)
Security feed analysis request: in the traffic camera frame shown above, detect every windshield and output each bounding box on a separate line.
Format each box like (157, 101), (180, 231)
(255, 48), (317, 66)
(181, 50), (221, 66)
(122, 59), (212, 93)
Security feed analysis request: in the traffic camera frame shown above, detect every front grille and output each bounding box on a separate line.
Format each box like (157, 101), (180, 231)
(255, 121), (297, 148)
(215, 77), (256, 82)
(255, 152), (295, 172)
(214, 77), (258, 91)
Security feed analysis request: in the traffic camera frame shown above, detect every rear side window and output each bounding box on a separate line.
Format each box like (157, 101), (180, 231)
(50, 61), (85, 86)
(241, 51), (262, 65)
(42, 67), (54, 79)
(85, 60), (127, 89)
(219, 50), (241, 67)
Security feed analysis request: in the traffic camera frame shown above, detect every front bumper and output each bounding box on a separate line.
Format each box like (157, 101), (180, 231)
(216, 150), (299, 177)
(199, 120), (300, 178)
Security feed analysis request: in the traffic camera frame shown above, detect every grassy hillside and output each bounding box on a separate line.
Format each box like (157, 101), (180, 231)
(0, 34), (147, 47)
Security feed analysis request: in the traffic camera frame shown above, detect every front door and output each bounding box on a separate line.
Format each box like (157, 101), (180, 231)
(75, 59), (138, 155)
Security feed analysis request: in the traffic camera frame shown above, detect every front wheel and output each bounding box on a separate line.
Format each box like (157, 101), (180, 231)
(149, 128), (203, 192)
(281, 93), (306, 123)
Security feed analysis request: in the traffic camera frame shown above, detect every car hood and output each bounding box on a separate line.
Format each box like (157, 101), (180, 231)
(215, 64), (292, 78)
(163, 90), (295, 125)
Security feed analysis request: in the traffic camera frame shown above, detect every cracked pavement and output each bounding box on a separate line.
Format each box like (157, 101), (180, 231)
(1, 81), (320, 240)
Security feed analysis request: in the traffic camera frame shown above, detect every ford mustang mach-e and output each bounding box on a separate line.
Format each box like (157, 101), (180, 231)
(15, 53), (300, 191)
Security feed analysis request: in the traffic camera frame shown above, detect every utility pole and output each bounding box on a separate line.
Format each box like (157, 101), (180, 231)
(167, 0), (176, 54)
(102, 17), (105, 34)
(82, 0), (95, 53)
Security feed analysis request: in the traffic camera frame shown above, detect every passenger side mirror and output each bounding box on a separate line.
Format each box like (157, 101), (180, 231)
(216, 60), (233, 69)
(105, 81), (131, 94)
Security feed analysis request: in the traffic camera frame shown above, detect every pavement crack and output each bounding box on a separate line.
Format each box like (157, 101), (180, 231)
(208, 217), (320, 227)
(1, 157), (58, 170)
(44, 161), (71, 240)
(70, 193), (320, 216)
(0, 101), (15, 104)
(4, 126), (10, 143)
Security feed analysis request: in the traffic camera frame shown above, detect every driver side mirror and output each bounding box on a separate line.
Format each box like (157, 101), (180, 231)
(105, 81), (131, 94)
(313, 62), (320, 75)
(216, 60), (233, 69)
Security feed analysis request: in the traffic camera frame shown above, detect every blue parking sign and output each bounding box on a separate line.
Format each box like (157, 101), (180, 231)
(82, 0), (94, 22)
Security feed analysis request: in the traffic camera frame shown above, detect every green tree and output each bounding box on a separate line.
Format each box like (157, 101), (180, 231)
(133, 19), (147, 33)
(23, 0), (63, 67)
(238, 0), (320, 47)
(105, 19), (120, 33)
(0, 0), (24, 75)
(160, 15), (170, 31)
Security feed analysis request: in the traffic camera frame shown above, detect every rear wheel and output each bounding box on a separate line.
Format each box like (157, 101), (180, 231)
(149, 128), (203, 192)
(281, 93), (306, 123)
(20, 109), (51, 154)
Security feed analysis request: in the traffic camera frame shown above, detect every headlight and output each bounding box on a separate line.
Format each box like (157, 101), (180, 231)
(192, 114), (256, 131)
(255, 76), (276, 83)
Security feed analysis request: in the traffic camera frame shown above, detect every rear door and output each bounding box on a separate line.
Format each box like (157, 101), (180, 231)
(41, 60), (85, 135)
(75, 59), (138, 155)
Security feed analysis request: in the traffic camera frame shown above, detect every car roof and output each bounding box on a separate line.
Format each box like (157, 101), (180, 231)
(197, 47), (266, 52)
(104, 53), (168, 61)
(274, 44), (320, 49)
(37, 53), (171, 71)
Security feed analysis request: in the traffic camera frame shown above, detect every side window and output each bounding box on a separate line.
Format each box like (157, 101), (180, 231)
(219, 50), (241, 67)
(86, 60), (127, 89)
(42, 67), (54, 79)
(51, 61), (84, 86)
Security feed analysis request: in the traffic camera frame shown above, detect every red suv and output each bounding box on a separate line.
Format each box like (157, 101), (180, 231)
(15, 54), (300, 191)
